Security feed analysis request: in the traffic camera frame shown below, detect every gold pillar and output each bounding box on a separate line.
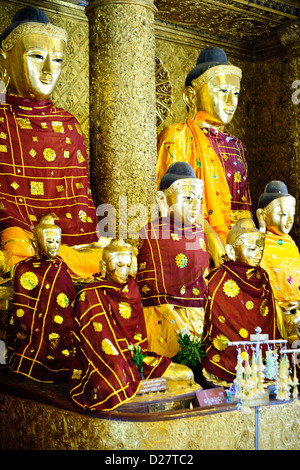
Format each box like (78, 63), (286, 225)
(278, 21), (300, 245)
(86, 0), (158, 241)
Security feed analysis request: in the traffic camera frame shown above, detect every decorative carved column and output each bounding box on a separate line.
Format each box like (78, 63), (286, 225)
(278, 20), (300, 245)
(86, 0), (158, 241)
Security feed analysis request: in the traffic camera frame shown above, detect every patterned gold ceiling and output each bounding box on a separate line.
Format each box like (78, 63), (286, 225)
(153, 0), (299, 44)
(66, 0), (299, 44)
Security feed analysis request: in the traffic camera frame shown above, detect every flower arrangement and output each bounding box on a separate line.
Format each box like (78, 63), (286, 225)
(175, 329), (206, 368)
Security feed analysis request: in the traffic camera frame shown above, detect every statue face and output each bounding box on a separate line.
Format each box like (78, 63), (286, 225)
(5, 33), (65, 100)
(233, 233), (265, 266)
(194, 73), (240, 125)
(166, 181), (202, 225)
(265, 198), (295, 236)
(105, 252), (132, 284)
(36, 228), (61, 258)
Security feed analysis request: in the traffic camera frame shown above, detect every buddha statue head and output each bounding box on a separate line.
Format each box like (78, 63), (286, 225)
(225, 218), (265, 267)
(32, 214), (61, 258)
(100, 239), (133, 284)
(0, 7), (67, 100)
(183, 46), (242, 125)
(156, 162), (203, 225)
(256, 181), (295, 236)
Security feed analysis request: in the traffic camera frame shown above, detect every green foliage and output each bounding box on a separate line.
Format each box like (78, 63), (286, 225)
(128, 344), (146, 379)
(175, 331), (206, 368)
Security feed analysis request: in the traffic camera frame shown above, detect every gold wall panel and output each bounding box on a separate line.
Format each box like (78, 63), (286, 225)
(1, 392), (300, 450)
(0, 393), (254, 450)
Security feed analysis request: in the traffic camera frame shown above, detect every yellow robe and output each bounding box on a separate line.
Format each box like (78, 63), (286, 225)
(260, 231), (300, 303)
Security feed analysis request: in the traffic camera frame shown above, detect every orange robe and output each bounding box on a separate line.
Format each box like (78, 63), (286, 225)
(157, 111), (252, 245)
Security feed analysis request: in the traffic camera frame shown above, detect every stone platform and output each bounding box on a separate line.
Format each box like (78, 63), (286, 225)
(1, 365), (300, 450)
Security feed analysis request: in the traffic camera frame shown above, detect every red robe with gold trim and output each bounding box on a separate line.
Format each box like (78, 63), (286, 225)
(202, 260), (279, 383)
(137, 216), (209, 308)
(7, 255), (76, 382)
(0, 95), (97, 245)
(69, 276), (171, 411)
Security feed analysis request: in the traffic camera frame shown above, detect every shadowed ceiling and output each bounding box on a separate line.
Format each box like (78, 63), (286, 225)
(66, 0), (299, 45)
(153, 0), (299, 45)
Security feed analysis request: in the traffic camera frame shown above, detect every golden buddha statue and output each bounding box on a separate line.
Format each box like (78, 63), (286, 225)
(202, 218), (280, 384)
(137, 163), (209, 365)
(7, 214), (76, 382)
(157, 47), (252, 246)
(0, 7), (106, 280)
(256, 181), (300, 344)
(32, 214), (61, 258)
(69, 238), (196, 412)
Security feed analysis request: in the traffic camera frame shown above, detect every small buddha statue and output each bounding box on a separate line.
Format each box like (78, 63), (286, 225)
(137, 162), (210, 361)
(69, 239), (195, 412)
(157, 46), (252, 246)
(7, 214), (76, 382)
(0, 7), (105, 279)
(201, 218), (280, 384)
(257, 181), (300, 344)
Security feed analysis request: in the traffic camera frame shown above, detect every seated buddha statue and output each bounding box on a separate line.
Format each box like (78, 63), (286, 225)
(7, 214), (76, 382)
(157, 46), (252, 246)
(136, 162), (210, 360)
(201, 218), (280, 384)
(0, 7), (105, 279)
(256, 181), (300, 344)
(69, 239), (195, 412)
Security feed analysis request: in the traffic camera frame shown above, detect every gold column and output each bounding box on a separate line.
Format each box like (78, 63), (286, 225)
(278, 21), (300, 245)
(86, 0), (158, 241)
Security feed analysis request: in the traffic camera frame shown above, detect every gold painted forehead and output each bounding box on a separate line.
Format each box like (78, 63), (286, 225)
(232, 231), (264, 248)
(191, 65), (242, 89)
(2, 22), (68, 52)
(163, 178), (203, 197)
(34, 225), (61, 237)
(263, 196), (296, 215)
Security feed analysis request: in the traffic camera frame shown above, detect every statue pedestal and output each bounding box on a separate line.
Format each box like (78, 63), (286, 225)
(1, 365), (300, 450)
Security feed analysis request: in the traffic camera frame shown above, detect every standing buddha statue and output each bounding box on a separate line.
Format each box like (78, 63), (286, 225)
(157, 46), (252, 246)
(0, 7), (104, 279)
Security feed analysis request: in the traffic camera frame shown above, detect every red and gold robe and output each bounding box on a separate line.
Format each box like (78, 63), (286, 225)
(7, 255), (76, 382)
(202, 260), (279, 383)
(69, 276), (171, 411)
(157, 111), (252, 245)
(137, 217), (209, 357)
(0, 95), (97, 244)
(0, 95), (104, 278)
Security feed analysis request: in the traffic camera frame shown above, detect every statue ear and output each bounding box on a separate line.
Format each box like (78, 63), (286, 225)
(183, 86), (196, 120)
(31, 237), (38, 256)
(0, 49), (9, 94)
(100, 259), (107, 278)
(256, 208), (267, 233)
(225, 243), (236, 261)
(156, 190), (168, 217)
